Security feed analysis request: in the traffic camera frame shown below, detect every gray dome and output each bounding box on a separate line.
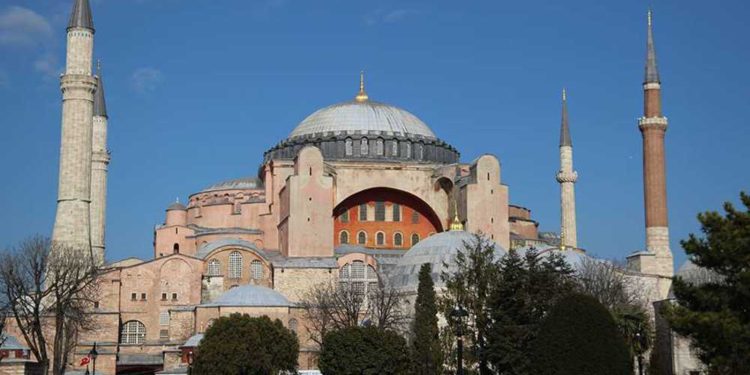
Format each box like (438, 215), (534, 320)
(513, 246), (591, 270)
(201, 177), (263, 193)
(166, 202), (186, 211)
(203, 284), (291, 307)
(289, 100), (437, 140)
(675, 260), (722, 285)
(389, 231), (506, 292)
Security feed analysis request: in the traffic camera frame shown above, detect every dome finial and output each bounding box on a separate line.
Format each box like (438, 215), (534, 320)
(449, 198), (464, 231)
(355, 71), (369, 102)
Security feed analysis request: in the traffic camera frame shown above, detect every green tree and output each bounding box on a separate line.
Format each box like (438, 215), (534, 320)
(530, 293), (632, 375)
(411, 263), (442, 374)
(318, 325), (411, 375)
(485, 248), (576, 374)
(192, 313), (298, 375)
(439, 233), (499, 375)
(663, 192), (750, 374)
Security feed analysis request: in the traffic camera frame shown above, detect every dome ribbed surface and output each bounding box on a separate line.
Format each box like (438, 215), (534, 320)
(201, 177), (262, 193)
(204, 284), (291, 307)
(290, 100), (436, 140)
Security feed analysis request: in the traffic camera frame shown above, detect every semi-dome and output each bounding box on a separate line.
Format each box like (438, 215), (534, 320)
(389, 230), (506, 292)
(200, 177), (263, 193)
(289, 100), (436, 140)
(203, 284), (291, 307)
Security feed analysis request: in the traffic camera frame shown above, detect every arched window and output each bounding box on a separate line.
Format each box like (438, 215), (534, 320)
(357, 231), (367, 245)
(173, 243), (179, 254)
(374, 201), (385, 221)
(288, 318), (298, 334)
(345, 138), (353, 156)
(391, 141), (398, 156)
(393, 232), (403, 247)
(392, 204), (401, 222)
(339, 261), (379, 296)
(340, 231), (349, 245)
(404, 142), (411, 158)
(361, 138), (369, 155)
(207, 259), (221, 276)
(376, 138), (384, 155)
(251, 260), (263, 280)
(228, 251), (243, 279)
(416, 143), (424, 160)
(411, 233), (420, 246)
(376, 232), (385, 246)
(411, 211), (420, 224)
(121, 321), (146, 344)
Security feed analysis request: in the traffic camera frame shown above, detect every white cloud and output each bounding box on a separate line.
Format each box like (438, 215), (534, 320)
(0, 6), (52, 46)
(365, 9), (416, 26)
(34, 52), (60, 79)
(131, 67), (163, 93)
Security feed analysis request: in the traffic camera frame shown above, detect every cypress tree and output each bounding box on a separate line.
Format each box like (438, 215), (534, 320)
(412, 263), (442, 374)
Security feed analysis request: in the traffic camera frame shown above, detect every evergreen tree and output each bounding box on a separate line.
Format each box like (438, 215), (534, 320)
(192, 313), (298, 375)
(530, 293), (632, 375)
(412, 263), (443, 374)
(318, 326), (411, 375)
(663, 192), (750, 374)
(485, 248), (576, 374)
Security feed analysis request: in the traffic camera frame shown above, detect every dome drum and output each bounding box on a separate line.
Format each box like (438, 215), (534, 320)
(264, 132), (459, 164)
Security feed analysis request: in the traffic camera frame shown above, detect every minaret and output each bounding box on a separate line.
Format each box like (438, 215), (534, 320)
(555, 89), (578, 249)
(51, 0), (97, 257)
(640, 9), (673, 273)
(90, 61), (109, 265)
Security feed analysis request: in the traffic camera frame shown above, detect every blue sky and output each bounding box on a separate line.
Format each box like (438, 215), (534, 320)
(1, 0), (748, 267)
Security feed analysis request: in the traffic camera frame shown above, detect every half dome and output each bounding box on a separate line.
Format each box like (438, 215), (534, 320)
(203, 284), (291, 307)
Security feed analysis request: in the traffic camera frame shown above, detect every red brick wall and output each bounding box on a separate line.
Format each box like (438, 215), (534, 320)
(333, 189), (441, 249)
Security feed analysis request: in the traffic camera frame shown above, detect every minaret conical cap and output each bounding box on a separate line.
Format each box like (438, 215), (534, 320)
(644, 9), (660, 84)
(94, 61), (107, 118)
(559, 89), (572, 147)
(67, 0), (94, 31)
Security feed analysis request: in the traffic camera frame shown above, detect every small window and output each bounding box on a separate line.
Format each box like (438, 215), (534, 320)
(394, 233), (403, 247)
(340, 210), (349, 223)
(161, 293), (167, 301)
(376, 139), (384, 155)
(359, 204), (367, 221)
(411, 211), (420, 224)
(391, 141), (398, 156)
(131, 293), (137, 301)
(173, 243), (179, 254)
(141, 293), (147, 301)
(392, 204), (401, 222)
(411, 233), (420, 246)
(171, 293), (178, 301)
(374, 201), (385, 221)
(288, 318), (298, 334)
(159, 311), (170, 326)
(361, 138), (369, 155)
(357, 231), (367, 245)
(345, 138), (353, 156)
(340, 231), (349, 245)
(159, 329), (169, 341)
(376, 232), (385, 246)
(404, 142), (411, 158)
(208, 259), (221, 276)
(251, 260), (263, 280)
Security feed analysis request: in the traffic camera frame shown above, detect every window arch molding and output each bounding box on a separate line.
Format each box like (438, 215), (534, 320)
(339, 230), (350, 245)
(357, 231), (367, 245)
(375, 231), (386, 246)
(393, 232), (403, 247)
(207, 258), (221, 276)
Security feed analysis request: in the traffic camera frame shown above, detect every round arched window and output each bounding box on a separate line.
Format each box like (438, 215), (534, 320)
(228, 251), (243, 279)
(376, 232), (385, 246)
(340, 231), (349, 245)
(357, 231), (367, 245)
(120, 321), (146, 344)
(394, 233), (403, 247)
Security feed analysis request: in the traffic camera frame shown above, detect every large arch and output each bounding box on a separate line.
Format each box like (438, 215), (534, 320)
(333, 187), (444, 249)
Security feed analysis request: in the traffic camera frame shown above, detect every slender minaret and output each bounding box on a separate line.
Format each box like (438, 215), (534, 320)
(555, 89), (578, 249)
(90, 61), (109, 265)
(639, 9), (673, 273)
(51, 0), (97, 257)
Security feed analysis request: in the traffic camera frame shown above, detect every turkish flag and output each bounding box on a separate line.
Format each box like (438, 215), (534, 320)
(80, 356), (90, 366)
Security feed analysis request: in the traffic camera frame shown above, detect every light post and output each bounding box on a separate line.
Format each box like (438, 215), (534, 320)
(450, 305), (469, 375)
(187, 350), (194, 375)
(88, 342), (98, 375)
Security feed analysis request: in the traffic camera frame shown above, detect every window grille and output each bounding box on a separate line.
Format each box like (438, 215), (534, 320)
(361, 138), (369, 154)
(359, 204), (367, 221)
(251, 260), (263, 280)
(375, 201), (385, 221)
(392, 204), (401, 222)
(357, 231), (367, 245)
(228, 251), (243, 279)
(351, 261), (365, 278)
(208, 259), (221, 276)
(339, 262), (379, 296)
(159, 312), (170, 326)
(159, 329), (169, 341)
(121, 321), (146, 344)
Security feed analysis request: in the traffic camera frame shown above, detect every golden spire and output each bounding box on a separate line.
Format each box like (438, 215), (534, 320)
(449, 198), (464, 231)
(355, 71), (369, 102)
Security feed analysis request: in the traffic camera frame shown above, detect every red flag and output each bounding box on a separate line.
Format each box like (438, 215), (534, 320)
(80, 356), (90, 366)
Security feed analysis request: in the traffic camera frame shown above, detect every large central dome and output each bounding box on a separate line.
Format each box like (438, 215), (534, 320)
(289, 100), (436, 140)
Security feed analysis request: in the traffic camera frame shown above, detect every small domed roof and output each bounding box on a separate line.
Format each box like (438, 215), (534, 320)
(513, 246), (591, 270)
(203, 284), (291, 307)
(201, 177), (263, 193)
(166, 202), (186, 211)
(389, 231), (506, 292)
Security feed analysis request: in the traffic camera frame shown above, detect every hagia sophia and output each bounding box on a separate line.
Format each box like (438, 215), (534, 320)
(0, 0), (704, 374)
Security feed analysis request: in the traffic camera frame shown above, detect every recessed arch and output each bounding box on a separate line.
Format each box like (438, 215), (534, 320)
(333, 187), (444, 232)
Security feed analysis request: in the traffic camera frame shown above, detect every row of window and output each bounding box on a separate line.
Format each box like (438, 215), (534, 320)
(340, 203), (419, 223)
(121, 317), (300, 345)
(340, 230), (420, 247)
(131, 292), (179, 301)
(339, 261), (379, 296)
(207, 251), (264, 280)
(344, 138), (425, 159)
